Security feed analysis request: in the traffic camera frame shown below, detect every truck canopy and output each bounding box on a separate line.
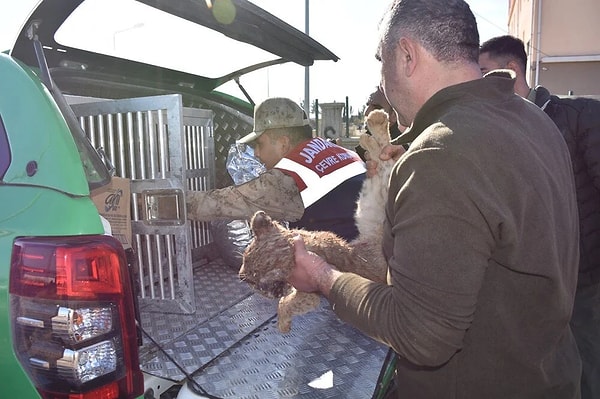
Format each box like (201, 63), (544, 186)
(10, 0), (339, 108)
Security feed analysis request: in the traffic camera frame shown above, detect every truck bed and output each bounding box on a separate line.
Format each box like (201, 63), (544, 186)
(137, 257), (387, 398)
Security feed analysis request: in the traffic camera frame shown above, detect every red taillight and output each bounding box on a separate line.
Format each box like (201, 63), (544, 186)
(56, 245), (124, 298)
(10, 235), (144, 399)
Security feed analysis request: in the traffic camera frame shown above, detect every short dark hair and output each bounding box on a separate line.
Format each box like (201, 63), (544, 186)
(480, 35), (528, 73)
(380, 0), (479, 64)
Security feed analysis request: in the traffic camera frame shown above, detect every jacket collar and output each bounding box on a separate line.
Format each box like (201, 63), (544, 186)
(528, 85), (552, 110)
(392, 74), (516, 146)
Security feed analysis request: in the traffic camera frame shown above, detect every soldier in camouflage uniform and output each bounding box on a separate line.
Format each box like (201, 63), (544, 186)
(186, 97), (366, 241)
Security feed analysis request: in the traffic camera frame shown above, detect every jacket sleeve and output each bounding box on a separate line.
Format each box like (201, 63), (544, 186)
(329, 146), (494, 367)
(185, 169), (304, 221)
(578, 99), (600, 190)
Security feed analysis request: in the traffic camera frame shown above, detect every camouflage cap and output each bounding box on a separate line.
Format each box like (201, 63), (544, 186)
(237, 97), (310, 144)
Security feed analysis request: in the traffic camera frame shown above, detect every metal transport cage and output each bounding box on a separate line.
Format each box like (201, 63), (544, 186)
(71, 94), (214, 314)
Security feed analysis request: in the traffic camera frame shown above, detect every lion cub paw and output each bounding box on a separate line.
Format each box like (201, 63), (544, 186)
(360, 109), (391, 161)
(365, 109), (391, 150)
(277, 290), (321, 333)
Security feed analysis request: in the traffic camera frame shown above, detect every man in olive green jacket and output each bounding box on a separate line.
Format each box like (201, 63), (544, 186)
(289, 1), (581, 397)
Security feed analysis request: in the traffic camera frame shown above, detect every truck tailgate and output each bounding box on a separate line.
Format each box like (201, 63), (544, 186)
(138, 257), (387, 398)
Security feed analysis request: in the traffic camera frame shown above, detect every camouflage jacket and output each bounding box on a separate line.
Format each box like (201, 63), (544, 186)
(186, 169), (304, 222)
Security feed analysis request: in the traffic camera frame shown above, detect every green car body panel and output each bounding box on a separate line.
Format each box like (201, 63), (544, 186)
(0, 53), (105, 398)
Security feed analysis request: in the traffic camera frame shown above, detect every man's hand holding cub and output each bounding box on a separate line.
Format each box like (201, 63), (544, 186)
(365, 144), (406, 178)
(289, 235), (341, 297)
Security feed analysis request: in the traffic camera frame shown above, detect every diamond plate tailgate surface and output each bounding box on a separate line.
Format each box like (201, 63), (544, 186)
(138, 258), (387, 398)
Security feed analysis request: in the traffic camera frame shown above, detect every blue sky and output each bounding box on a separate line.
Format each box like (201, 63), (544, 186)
(0, 0), (508, 113)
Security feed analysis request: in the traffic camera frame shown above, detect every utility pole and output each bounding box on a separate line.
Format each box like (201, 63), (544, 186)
(304, 0), (310, 118)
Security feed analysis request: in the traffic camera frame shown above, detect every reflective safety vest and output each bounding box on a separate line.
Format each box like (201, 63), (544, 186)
(275, 137), (366, 240)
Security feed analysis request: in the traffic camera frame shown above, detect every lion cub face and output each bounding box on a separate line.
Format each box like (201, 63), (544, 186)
(239, 211), (296, 299)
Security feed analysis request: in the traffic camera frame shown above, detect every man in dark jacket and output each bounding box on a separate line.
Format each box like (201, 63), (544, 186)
(480, 34), (600, 399)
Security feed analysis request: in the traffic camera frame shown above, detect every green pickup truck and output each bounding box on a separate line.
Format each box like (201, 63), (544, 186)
(0, 1), (388, 398)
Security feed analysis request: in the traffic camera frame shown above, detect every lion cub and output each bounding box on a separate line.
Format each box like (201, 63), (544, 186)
(239, 110), (394, 333)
